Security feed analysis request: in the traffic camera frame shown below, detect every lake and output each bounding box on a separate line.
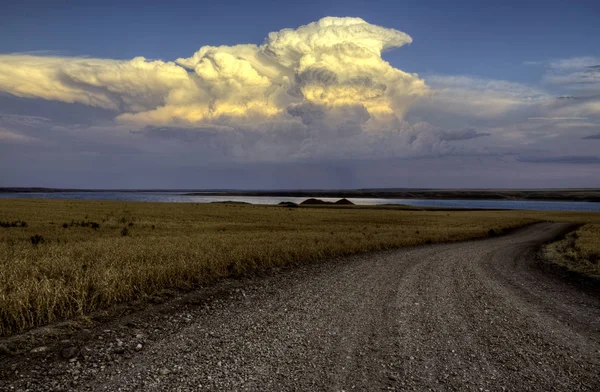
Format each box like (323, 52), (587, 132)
(1, 191), (600, 212)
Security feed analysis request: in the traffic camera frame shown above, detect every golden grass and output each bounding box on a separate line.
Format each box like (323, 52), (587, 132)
(544, 223), (600, 279)
(1, 198), (600, 337)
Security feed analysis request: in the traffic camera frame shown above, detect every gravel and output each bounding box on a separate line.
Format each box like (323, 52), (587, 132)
(1, 222), (599, 391)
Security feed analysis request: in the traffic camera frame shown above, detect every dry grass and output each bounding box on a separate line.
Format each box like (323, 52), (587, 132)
(544, 224), (600, 279)
(1, 198), (600, 337)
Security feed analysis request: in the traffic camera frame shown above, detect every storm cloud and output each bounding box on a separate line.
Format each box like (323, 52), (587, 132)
(0, 17), (426, 129)
(1, 17), (495, 162)
(1, 17), (599, 188)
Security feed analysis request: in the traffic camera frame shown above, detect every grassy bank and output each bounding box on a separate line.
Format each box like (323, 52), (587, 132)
(1, 198), (599, 337)
(544, 224), (600, 279)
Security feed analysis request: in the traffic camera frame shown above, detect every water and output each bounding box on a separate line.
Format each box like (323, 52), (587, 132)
(1, 191), (599, 212)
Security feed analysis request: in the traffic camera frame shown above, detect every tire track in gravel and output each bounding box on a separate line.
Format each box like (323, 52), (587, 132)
(2, 222), (599, 391)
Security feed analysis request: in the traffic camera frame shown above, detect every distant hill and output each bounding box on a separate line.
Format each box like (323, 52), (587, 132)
(300, 198), (333, 205)
(299, 198), (355, 206)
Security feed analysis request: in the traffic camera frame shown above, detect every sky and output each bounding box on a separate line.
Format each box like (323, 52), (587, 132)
(1, 0), (599, 189)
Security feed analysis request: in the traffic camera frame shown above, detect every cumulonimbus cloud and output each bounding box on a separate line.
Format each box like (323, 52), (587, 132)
(0, 17), (427, 130)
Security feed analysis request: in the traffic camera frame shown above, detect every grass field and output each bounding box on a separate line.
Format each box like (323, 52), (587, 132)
(544, 223), (600, 279)
(1, 198), (600, 337)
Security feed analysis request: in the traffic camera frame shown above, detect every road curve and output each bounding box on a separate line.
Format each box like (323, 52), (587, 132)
(2, 222), (600, 391)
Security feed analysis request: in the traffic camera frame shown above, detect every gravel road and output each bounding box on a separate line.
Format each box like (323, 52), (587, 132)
(2, 222), (599, 391)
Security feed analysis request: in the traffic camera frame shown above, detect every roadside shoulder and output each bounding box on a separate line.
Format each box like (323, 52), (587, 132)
(538, 223), (600, 293)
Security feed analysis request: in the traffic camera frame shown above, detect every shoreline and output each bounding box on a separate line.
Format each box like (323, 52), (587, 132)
(183, 190), (600, 203)
(2, 188), (600, 203)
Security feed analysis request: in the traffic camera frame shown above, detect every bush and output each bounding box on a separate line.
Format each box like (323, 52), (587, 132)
(0, 220), (27, 228)
(30, 235), (44, 246)
(488, 229), (498, 237)
(121, 227), (129, 237)
(63, 220), (100, 230)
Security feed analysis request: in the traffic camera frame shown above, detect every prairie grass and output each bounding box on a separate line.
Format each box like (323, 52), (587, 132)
(544, 224), (600, 279)
(1, 198), (599, 337)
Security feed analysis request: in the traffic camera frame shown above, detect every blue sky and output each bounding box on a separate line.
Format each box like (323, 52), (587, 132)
(3, 0), (599, 80)
(0, 0), (599, 188)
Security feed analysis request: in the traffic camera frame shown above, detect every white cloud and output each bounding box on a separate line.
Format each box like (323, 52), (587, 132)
(551, 100), (600, 117)
(0, 127), (43, 144)
(0, 114), (52, 127)
(544, 56), (600, 101)
(528, 117), (588, 121)
(414, 75), (548, 120)
(549, 56), (600, 71)
(0, 17), (427, 131)
(1, 17), (486, 162)
(414, 57), (600, 131)
(0, 56), (192, 112)
(555, 122), (598, 128)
